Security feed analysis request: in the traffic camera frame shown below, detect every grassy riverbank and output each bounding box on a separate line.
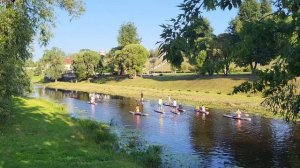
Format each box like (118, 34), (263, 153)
(46, 74), (280, 118)
(0, 98), (160, 168)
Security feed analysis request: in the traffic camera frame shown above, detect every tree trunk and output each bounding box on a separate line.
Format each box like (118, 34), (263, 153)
(55, 79), (57, 82)
(250, 62), (257, 74)
(224, 64), (229, 76)
(120, 67), (125, 75)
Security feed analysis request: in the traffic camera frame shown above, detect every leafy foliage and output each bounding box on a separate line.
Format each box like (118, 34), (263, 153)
(107, 22), (148, 76)
(159, 0), (300, 121)
(41, 48), (65, 81)
(0, 0), (84, 119)
(121, 44), (149, 76)
(72, 50), (102, 81)
(117, 22), (141, 47)
(231, 0), (276, 73)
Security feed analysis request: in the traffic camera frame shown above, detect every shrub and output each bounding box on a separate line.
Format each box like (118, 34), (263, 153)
(79, 120), (117, 147)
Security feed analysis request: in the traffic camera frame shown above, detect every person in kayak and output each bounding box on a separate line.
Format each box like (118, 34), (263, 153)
(158, 97), (163, 111)
(235, 109), (241, 118)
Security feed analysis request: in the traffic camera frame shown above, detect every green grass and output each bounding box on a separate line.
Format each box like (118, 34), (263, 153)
(0, 97), (158, 168)
(31, 75), (43, 83)
(46, 74), (283, 118)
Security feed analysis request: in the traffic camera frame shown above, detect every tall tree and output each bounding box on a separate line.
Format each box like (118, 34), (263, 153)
(121, 44), (149, 77)
(72, 50), (102, 81)
(117, 22), (141, 47)
(232, 0), (274, 73)
(42, 48), (65, 82)
(0, 0), (84, 118)
(216, 33), (237, 75)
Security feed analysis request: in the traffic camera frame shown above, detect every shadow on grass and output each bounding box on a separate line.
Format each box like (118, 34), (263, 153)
(0, 97), (155, 168)
(92, 75), (129, 84)
(147, 74), (258, 82)
(91, 74), (257, 84)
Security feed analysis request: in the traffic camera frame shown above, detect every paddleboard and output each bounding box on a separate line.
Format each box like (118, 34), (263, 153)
(129, 111), (149, 116)
(163, 103), (176, 107)
(194, 109), (209, 115)
(154, 109), (165, 114)
(170, 110), (180, 115)
(88, 102), (97, 105)
(223, 114), (251, 121)
(177, 108), (186, 112)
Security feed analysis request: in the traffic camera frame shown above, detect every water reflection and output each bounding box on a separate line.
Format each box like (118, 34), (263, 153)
(32, 86), (300, 167)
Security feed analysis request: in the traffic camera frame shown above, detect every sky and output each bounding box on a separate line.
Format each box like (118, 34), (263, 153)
(33, 0), (237, 61)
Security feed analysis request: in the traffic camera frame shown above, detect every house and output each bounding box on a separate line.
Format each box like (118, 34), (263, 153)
(64, 57), (73, 71)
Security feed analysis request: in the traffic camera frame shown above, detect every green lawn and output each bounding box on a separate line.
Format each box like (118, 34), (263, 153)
(31, 75), (43, 83)
(0, 98), (157, 168)
(46, 74), (281, 118)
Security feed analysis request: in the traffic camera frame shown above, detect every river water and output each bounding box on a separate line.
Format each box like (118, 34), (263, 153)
(32, 86), (300, 167)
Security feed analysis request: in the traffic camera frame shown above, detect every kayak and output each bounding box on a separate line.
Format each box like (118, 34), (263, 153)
(194, 109), (209, 115)
(129, 111), (149, 116)
(223, 114), (251, 121)
(154, 109), (165, 114)
(163, 103), (176, 107)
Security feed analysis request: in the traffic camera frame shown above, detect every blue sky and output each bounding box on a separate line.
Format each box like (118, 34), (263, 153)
(33, 0), (237, 61)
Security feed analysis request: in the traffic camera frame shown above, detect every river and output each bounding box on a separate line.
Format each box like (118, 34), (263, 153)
(32, 85), (300, 167)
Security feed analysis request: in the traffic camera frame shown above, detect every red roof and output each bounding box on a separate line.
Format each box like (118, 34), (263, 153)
(64, 57), (73, 65)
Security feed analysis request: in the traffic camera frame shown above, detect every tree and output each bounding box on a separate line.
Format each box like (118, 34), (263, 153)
(72, 50), (101, 81)
(159, 0), (300, 120)
(120, 44), (149, 77)
(107, 22), (144, 76)
(106, 47), (123, 75)
(231, 0), (275, 73)
(117, 22), (141, 47)
(42, 48), (65, 82)
(159, 17), (214, 69)
(34, 63), (43, 76)
(215, 33), (237, 75)
(0, 0), (84, 119)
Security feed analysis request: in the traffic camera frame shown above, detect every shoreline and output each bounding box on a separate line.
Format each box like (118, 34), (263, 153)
(45, 81), (279, 119)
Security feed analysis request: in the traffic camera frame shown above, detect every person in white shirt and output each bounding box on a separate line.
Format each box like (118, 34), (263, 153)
(201, 105), (206, 112)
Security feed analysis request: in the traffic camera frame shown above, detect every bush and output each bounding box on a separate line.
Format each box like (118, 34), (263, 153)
(79, 120), (117, 147)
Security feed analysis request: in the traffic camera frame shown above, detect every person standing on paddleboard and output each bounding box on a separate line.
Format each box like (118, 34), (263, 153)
(141, 91), (144, 102)
(158, 97), (163, 111)
(235, 109), (241, 118)
(135, 105), (140, 113)
(168, 95), (171, 105)
(201, 105), (206, 112)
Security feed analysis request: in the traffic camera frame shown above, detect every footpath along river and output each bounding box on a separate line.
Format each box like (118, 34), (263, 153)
(32, 85), (300, 167)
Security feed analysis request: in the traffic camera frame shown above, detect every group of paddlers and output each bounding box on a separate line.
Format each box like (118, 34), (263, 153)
(133, 92), (243, 118)
(134, 93), (205, 114)
(89, 93), (110, 104)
